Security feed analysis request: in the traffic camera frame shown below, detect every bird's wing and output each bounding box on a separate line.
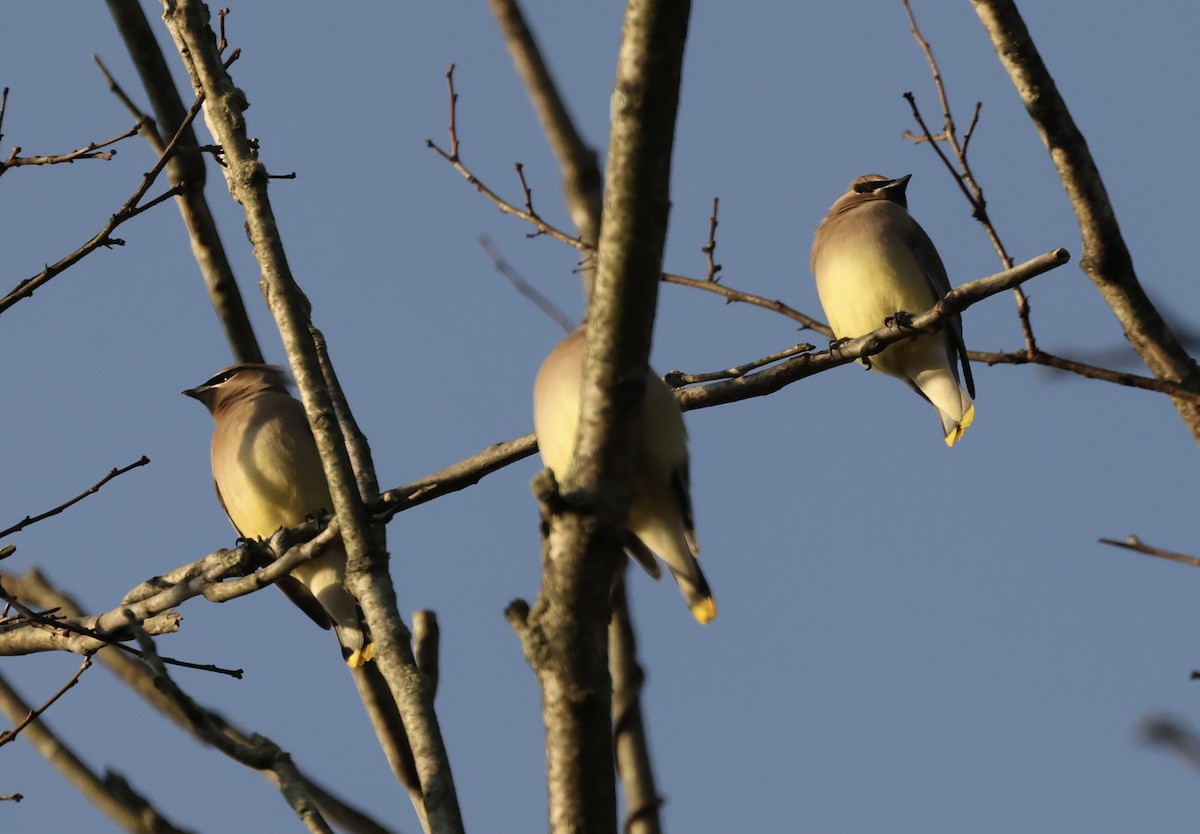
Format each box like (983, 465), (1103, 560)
(275, 575), (333, 629)
(906, 222), (976, 398)
(213, 477), (332, 630)
(672, 464), (699, 557)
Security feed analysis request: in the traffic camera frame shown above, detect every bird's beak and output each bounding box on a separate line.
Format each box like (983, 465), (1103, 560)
(182, 387), (201, 400)
(890, 173), (912, 190)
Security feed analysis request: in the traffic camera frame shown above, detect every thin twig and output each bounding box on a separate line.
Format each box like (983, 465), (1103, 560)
(701, 196), (721, 283)
(515, 162), (539, 219)
(161, 6), (461, 827)
(0, 580), (233, 675)
(217, 7), (232, 55)
(0, 657), (92, 749)
(0, 87), (207, 315)
(1143, 717), (1200, 770)
(426, 65), (586, 251)
(0, 667), (192, 832)
(0, 87), (8, 147)
(127, 614), (335, 834)
(103, 1), (264, 364)
(901, 0), (1036, 356)
(425, 69), (839, 339)
(94, 55), (165, 151)
(661, 271), (831, 335)
(1099, 536), (1200, 569)
(0, 118), (147, 177)
(977, 350), (1200, 402)
(5, 569), (399, 834)
(481, 235), (574, 333)
(0, 456), (150, 539)
(485, 0), (603, 246)
(663, 343), (815, 386)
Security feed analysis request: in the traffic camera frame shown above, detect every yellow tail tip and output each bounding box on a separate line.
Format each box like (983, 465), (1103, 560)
(346, 642), (375, 668)
(945, 404), (976, 447)
(690, 598), (717, 624)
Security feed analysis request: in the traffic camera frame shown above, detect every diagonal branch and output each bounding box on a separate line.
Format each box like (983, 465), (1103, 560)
(0, 657), (92, 750)
(971, 0), (1200, 443)
(0, 118), (146, 175)
(126, 617), (334, 834)
(0, 667), (194, 833)
(486, 0), (603, 247)
(510, 2), (694, 832)
(7, 569), (399, 834)
(900, 0), (1035, 354)
(159, 4), (461, 831)
(0, 85), (206, 316)
(1098, 535), (1200, 569)
(373, 249), (1071, 523)
(104, 0), (263, 363)
(0, 456), (150, 539)
(0, 523), (335, 658)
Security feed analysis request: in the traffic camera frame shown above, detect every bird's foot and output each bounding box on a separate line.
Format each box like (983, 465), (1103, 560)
(885, 310), (916, 332)
(828, 336), (852, 354)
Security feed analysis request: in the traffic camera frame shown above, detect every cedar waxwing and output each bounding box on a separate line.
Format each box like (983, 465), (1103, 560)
(184, 364), (374, 666)
(811, 174), (976, 446)
(533, 327), (716, 623)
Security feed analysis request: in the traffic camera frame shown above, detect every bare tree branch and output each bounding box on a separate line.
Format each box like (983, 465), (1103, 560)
(0, 456), (150, 539)
(0, 249), (1067, 653)
(6, 570), (399, 834)
(0, 523), (335, 658)
(374, 249), (1071, 527)
(971, 0), (1200, 443)
(0, 118), (145, 176)
(0, 84), (205, 316)
(482, 235), (575, 334)
(126, 617), (334, 834)
(0, 657), (92, 750)
(486, 0), (603, 247)
(676, 249), (1069, 410)
(1098, 536), (1200, 569)
(511, 1), (693, 831)
(158, 4), (461, 830)
(610, 579), (662, 834)
(1142, 716), (1200, 771)
(104, 0), (263, 363)
(0, 668), (194, 833)
(700, 196), (721, 284)
(0, 589), (182, 658)
(901, 0), (1034, 361)
(428, 66), (587, 253)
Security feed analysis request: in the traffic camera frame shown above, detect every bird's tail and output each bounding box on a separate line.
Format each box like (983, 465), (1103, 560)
(913, 366), (974, 447)
(291, 554), (375, 667)
(627, 529), (717, 624)
(333, 616), (375, 668)
(942, 401), (975, 447)
(687, 588), (718, 625)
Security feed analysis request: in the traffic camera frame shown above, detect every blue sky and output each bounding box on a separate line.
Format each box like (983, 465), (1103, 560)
(3, 2), (1200, 832)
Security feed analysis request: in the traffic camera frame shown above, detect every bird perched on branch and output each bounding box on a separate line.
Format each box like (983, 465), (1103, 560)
(533, 326), (716, 623)
(811, 173), (976, 446)
(185, 364), (373, 666)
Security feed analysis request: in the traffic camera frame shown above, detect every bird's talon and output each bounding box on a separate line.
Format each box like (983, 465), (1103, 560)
(828, 336), (851, 354)
(886, 311), (916, 332)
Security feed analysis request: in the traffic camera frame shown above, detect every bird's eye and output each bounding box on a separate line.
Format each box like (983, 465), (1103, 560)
(203, 369), (238, 388)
